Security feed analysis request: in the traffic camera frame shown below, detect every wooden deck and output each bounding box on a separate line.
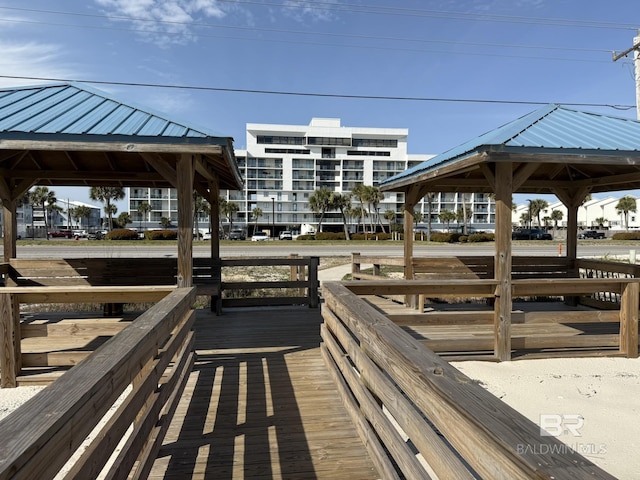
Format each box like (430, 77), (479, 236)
(149, 307), (379, 479)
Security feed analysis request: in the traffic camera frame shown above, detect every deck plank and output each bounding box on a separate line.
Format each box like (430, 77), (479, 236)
(148, 307), (379, 479)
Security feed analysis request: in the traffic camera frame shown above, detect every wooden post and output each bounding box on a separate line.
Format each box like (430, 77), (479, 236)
(2, 199), (17, 262)
(308, 256), (319, 308)
(208, 179), (222, 314)
(494, 161), (513, 361)
(176, 154), (194, 288)
(1, 293), (17, 387)
(403, 190), (417, 308)
(352, 252), (361, 279)
(620, 281), (639, 358)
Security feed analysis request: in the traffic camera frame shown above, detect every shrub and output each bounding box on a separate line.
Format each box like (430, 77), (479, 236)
(315, 232), (346, 240)
(351, 232), (392, 241)
(612, 232), (640, 240)
(429, 232), (462, 243)
(459, 235), (468, 243)
(106, 228), (139, 240)
(144, 229), (178, 240)
(296, 234), (315, 241)
(467, 232), (495, 243)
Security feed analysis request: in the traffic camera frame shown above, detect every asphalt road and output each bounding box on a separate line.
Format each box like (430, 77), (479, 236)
(6, 241), (640, 258)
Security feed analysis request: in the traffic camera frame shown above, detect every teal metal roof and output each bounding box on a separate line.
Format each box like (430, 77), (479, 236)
(0, 82), (229, 143)
(382, 104), (640, 188)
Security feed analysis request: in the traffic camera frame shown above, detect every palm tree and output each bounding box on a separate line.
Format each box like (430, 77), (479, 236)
(351, 184), (368, 235)
(221, 201), (239, 232)
(251, 207), (263, 235)
(137, 202), (152, 231)
(29, 186), (57, 239)
(529, 199), (549, 228)
(520, 211), (532, 227)
(438, 210), (456, 232)
(594, 216), (607, 228)
(193, 193), (209, 240)
(383, 209), (396, 234)
(89, 186), (125, 231)
(72, 205), (91, 230)
(367, 186), (384, 233)
(616, 196), (637, 231)
(332, 192), (351, 240)
(550, 209), (563, 237)
(308, 187), (333, 233)
(116, 212), (131, 229)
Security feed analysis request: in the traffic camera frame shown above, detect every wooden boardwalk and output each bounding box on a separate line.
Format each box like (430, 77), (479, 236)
(149, 307), (379, 479)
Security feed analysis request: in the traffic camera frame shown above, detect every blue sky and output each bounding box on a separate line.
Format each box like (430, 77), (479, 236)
(1, 0), (639, 209)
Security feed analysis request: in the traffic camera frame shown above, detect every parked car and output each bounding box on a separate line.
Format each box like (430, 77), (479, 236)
(578, 230), (606, 239)
(229, 229), (246, 240)
(511, 228), (553, 240)
(48, 229), (73, 238)
(279, 230), (293, 240)
(251, 231), (269, 242)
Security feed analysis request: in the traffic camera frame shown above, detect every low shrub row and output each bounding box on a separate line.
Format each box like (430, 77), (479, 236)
(611, 232), (640, 240)
(106, 228), (139, 240)
(144, 229), (178, 240)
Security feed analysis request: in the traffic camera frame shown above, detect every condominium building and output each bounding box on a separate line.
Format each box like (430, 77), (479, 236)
(128, 118), (497, 234)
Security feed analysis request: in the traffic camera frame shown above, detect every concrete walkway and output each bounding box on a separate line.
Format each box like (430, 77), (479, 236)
(318, 262), (372, 283)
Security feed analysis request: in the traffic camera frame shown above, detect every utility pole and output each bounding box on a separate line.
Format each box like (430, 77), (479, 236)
(613, 30), (640, 120)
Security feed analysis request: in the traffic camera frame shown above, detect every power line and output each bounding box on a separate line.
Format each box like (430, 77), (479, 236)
(0, 5), (623, 57)
(217, 0), (640, 30)
(0, 17), (614, 64)
(1, 75), (634, 110)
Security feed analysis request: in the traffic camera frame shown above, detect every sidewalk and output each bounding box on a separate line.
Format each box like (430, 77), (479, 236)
(318, 262), (372, 284)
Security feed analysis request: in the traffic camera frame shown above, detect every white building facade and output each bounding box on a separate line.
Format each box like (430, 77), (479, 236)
(128, 118), (498, 235)
(512, 195), (640, 231)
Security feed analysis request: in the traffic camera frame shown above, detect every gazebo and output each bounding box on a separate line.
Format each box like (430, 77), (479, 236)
(380, 104), (640, 360)
(0, 82), (243, 285)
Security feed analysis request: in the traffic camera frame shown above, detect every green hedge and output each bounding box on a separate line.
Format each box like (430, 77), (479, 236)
(295, 234), (316, 240)
(106, 228), (139, 240)
(144, 229), (178, 240)
(467, 232), (495, 243)
(315, 232), (346, 240)
(612, 232), (640, 240)
(351, 232), (392, 241)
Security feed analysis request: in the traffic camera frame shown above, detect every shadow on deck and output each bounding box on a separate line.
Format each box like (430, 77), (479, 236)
(150, 307), (378, 479)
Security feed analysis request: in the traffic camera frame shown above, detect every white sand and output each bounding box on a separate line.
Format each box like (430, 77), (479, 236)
(452, 357), (640, 479)
(0, 386), (45, 421)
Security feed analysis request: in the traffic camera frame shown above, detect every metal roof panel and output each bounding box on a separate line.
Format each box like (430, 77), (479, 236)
(382, 105), (640, 189)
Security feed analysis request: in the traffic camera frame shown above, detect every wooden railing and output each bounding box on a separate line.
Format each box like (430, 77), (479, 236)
(577, 259), (640, 307)
(343, 278), (639, 359)
(321, 281), (616, 479)
(0, 287), (196, 479)
(220, 256), (319, 309)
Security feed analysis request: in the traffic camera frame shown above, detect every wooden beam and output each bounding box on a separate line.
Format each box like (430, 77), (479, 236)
(0, 139), (223, 155)
(512, 162), (539, 190)
(494, 161), (513, 361)
(140, 153), (178, 189)
(478, 163), (496, 191)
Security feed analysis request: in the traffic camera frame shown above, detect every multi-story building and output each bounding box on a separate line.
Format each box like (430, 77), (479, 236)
(128, 118), (497, 235)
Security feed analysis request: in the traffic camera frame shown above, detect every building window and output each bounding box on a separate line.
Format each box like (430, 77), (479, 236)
(352, 138), (398, 148)
(257, 135), (304, 145)
(306, 137), (351, 146)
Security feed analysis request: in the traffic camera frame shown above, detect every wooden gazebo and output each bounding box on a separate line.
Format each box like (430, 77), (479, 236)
(0, 82), (243, 284)
(380, 104), (640, 360)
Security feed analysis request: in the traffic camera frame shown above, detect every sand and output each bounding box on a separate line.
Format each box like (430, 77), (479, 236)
(452, 357), (640, 479)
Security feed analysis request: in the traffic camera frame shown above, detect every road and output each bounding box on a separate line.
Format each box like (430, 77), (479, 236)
(6, 241), (640, 259)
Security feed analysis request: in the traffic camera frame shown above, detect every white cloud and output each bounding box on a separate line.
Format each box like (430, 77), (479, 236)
(94, 0), (227, 46)
(0, 41), (79, 87)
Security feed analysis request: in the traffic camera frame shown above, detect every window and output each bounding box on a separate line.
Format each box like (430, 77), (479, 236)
(347, 150), (391, 156)
(257, 135), (304, 145)
(352, 138), (398, 148)
(306, 137), (351, 146)
(265, 148), (309, 154)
